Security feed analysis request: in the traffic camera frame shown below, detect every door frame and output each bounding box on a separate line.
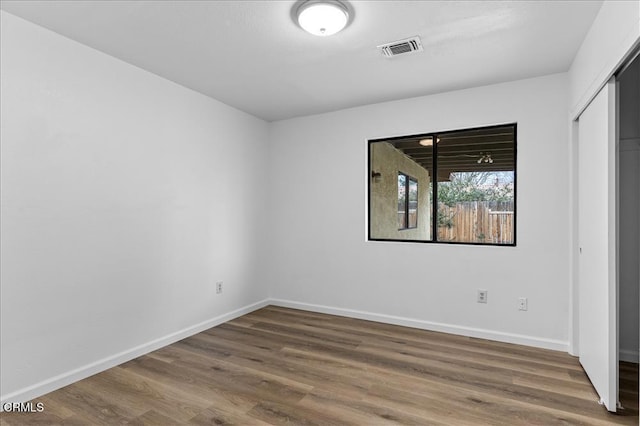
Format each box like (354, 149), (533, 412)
(569, 43), (640, 358)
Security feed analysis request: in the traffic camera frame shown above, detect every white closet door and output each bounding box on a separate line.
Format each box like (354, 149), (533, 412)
(578, 78), (618, 412)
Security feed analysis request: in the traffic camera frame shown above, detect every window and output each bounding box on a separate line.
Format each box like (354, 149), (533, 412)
(397, 173), (418, 230)
(368, 123), (516, 245)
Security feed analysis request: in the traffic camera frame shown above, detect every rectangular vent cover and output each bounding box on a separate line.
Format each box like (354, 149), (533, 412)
(378, 36), (423, 58)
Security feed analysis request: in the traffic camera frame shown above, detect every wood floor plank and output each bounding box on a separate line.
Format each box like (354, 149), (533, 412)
(281, 345), (625, 423)
(249, 306), (584, 371)
(246, 399), (357, 426)
(127, 410), (182, 426)
(79, 366), (209, 423)
(44, 384), (139, 425)
(225, 351), (374, 400)
(120, 356), (258, 415)
(0, 411), (65, 426)
(188, 404), (271, 426)
(301, 388), (443, 426)
(1, 306), (637, 425)
(357, 336), (577, 381)
(167, 356), (309, 406)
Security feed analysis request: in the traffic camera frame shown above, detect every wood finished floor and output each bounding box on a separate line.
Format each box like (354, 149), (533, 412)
(1, 306), (638, 425)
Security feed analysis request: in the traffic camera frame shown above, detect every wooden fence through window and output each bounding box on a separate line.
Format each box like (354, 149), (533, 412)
(437, 201), (514, 244)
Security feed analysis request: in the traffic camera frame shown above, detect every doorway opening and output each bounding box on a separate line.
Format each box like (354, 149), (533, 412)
(617, 50), (640, 415)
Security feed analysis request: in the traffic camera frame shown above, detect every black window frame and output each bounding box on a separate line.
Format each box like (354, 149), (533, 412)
(368, 122), (517, 246)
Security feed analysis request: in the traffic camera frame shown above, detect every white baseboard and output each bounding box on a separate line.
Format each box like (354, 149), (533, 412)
(269, 299), (569, 352)
(620, 348), (639, 363)
(0, 299), (270, 406)
(0, 297), (573, 406)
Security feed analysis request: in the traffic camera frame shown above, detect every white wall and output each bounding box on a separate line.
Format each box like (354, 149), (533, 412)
(0, 11), (269, 403)
(618, 56), (640, 363)
(266, 73), (570, 350)
(569, 0), (639, 119)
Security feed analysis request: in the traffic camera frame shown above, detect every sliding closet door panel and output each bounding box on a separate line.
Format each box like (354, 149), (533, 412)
(578, 78), (618, 412)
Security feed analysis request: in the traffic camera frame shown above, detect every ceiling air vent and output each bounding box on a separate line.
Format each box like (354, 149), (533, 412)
(377, 36), (423, 58)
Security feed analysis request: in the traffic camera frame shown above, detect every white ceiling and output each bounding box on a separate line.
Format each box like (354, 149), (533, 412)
(1, 0), (602, 122)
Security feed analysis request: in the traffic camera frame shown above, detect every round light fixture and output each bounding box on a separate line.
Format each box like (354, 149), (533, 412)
(419, 137), (440, 146)
(296, 1), (349, 36)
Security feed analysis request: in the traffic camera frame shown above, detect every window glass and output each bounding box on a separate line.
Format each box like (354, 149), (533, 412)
(397, 173), (418, 230)
(408, 178), (418, 229)
(397, 173), (407, 229)
(369, 123), (516, 245)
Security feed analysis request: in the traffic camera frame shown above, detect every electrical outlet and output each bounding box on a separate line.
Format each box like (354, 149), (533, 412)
(518, 297), (528, 311)
(477, 289), (488, 303)
(216, 281), (223, 294)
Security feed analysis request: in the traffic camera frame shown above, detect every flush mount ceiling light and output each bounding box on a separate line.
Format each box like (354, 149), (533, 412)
(295, 0), (350, 36)
(418, 137), (441, 147)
